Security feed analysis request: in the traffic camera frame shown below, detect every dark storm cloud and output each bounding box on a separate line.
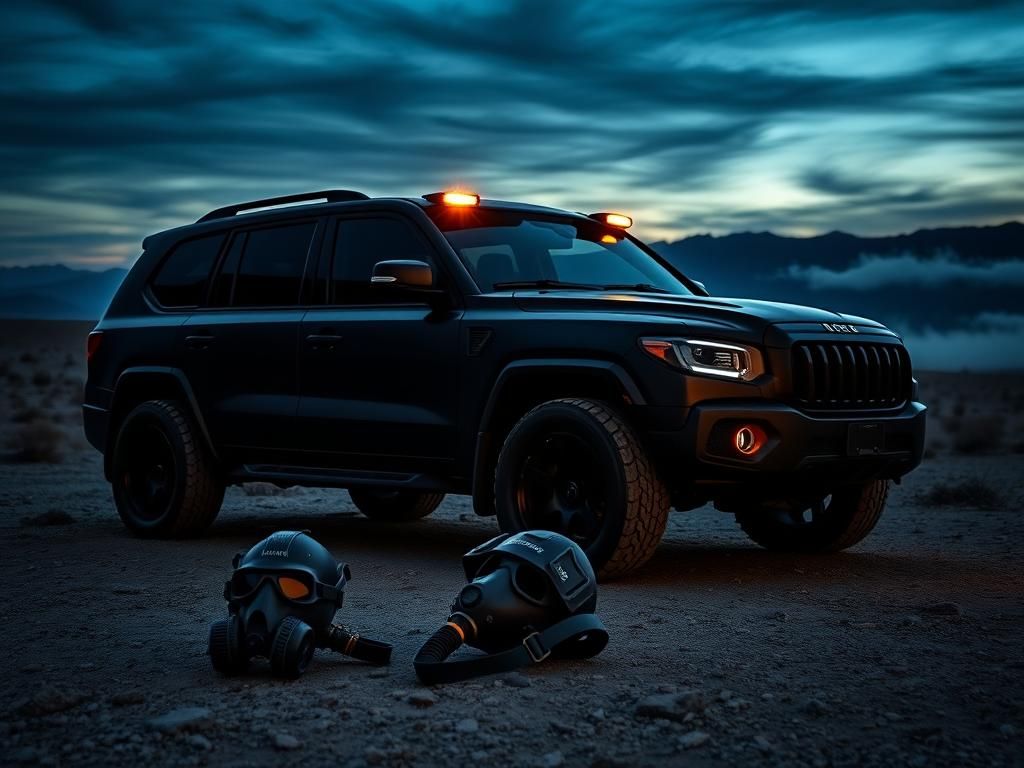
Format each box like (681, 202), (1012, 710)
(2, 0), (1023, 266)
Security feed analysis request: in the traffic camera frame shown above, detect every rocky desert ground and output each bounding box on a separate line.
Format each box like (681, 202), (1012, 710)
(0, 320), (1021, 768)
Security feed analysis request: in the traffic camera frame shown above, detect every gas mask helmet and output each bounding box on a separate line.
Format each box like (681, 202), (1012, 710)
(414, 530), (608, 684)
(208, 530), (391, 678)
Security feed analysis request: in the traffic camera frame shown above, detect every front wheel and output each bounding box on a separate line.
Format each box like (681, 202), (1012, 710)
(494, 398), (669, 580)
(736, 479), (890, 553)
(348, 488), (445, 522)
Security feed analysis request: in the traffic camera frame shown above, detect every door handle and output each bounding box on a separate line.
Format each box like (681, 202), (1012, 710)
(185, 334), (216, 350)
(305, 334), (343, 351)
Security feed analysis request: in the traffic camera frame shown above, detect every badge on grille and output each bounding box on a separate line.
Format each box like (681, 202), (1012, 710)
(822, 323), (858, 333)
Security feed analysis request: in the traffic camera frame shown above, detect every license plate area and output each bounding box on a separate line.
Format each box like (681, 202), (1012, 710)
(847, 422), (884, 456)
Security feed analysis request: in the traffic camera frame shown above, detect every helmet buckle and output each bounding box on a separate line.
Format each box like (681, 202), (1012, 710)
(522, 631), (550, 663)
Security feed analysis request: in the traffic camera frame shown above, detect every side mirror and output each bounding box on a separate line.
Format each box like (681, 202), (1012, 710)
(371, 260), (434, 289)
(692, 279), (709, 296)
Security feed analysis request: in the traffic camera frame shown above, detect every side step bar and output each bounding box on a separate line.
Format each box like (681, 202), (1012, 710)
(229, 464), (451, 492)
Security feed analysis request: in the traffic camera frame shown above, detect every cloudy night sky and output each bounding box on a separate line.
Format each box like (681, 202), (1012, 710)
(2, 0), (1023, 270)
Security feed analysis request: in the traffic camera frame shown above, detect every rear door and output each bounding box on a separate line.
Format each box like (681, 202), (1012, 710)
(297, 213), (461, 467)
(182, 218), (322, 456)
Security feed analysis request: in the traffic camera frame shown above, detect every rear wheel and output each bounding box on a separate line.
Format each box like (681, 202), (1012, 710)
(736, 479), (889, 552)
(494, 398), (669, 580)
(348, 488), (445, 522)
(111, 400), (224, 537)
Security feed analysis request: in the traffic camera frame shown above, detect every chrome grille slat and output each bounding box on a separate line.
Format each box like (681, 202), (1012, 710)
(792, 341), (911, 411)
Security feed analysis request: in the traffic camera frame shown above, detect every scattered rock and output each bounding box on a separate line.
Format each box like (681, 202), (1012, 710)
(20, 509), (74, 526)
(368, 669), (390, 679)
(679, 731), (711, 749)
(591, 708), (606, 721)
(365, 746), (387, 765)
(921, 602), (962, 617)
(112, 585), (146, 595)
(999, 723), (1018, 738)
(147, 707), (212, 733)
(901, 615), (924, 627)
(455, 718), (479, 734)
(541, 751), (564, 767)
(18, 687), (88, 716)
(502, 672), (532, 688)
(802, 699), (829, 717)
(110, 691), (145, 707)
(635, 690), (706, 722)
(186, 734), (212, 751)
(408, 690), (438, 708)
(273, 733), (301, 750)
(767, 610), (788, 622)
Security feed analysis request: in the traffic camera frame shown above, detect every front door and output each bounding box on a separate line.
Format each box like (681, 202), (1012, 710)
(297, 213), (461, 468)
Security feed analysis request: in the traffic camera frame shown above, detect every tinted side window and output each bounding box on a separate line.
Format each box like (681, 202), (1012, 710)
(150, 233), (225, 307)
(332, 217), (432, 304)
(231, 222), (317, 307)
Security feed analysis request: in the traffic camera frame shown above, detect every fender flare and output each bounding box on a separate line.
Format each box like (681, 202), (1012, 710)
(109, 366), (219, 466)
(477, 358), (646, 434)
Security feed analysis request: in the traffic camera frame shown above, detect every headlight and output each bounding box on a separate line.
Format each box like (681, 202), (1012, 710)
(640, 338), (765, 381)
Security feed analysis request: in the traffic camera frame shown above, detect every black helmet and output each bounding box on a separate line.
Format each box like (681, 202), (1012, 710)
(414, 530), (608, 684)
(208, 531), (390, 678)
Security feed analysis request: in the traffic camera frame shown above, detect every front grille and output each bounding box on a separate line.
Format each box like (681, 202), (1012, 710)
(791, 342), (912, 410)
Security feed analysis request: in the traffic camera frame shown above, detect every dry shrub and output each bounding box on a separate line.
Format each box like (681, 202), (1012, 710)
(7, 370), (24, 386)
(1012, 441), (1024, 455)
(19, 352), (38, 365)
(0, 359), (8, 378)
(952, 415), (1005, 455)
(919, 478), (1003, 510)
(63, 353), (76, 368)
(32, 370), (53, 388)
(8, 419), (65, 463)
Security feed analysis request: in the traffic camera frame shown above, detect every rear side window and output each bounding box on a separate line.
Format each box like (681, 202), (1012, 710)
(332, 217), (433, 304)
(225, 222), (317, 307)
(150, 234), (225, 307)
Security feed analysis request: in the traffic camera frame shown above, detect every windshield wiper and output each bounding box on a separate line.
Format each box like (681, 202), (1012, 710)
(491, 279), (606, 291)
(600, 283), (676, 294)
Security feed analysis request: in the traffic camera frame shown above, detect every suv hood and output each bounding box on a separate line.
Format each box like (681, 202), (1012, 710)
(510, 290), (889, 339)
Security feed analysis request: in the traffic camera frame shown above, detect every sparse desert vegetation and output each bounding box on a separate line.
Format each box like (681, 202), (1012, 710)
(918, 478), (1004, 510)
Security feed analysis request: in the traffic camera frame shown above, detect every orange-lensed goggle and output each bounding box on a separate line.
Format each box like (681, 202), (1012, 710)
(226, 570), (342, 605)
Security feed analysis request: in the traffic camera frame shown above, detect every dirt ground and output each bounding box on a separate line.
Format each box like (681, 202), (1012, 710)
(0, 321), (1022, 768)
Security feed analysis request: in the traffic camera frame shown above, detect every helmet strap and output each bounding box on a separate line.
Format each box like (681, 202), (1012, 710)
(413, 613), (608, 685)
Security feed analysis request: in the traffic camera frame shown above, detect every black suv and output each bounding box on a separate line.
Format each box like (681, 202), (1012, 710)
(83, 189), (926, 578)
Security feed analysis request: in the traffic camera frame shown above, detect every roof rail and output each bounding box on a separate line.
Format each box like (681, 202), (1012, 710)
(196, 189), (370, 223)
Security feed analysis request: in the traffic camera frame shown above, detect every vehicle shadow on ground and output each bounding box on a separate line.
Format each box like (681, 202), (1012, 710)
(206, 511), (495, 560)
(197, 510), (988, 590)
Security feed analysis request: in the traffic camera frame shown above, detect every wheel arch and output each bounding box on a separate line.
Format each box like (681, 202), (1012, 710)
(470, 359), (646, 516)
(106, 367), (217, 480)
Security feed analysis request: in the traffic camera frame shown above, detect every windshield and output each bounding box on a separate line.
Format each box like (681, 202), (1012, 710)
(428, 208), (693, 295)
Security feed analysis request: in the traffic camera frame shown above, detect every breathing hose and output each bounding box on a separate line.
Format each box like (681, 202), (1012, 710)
(321, 623), (392, 666)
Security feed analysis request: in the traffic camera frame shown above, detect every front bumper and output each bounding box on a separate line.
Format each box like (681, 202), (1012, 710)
(646, 399), (926, 486)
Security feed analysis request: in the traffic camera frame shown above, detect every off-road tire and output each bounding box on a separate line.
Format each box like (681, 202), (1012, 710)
(348, 488), (445, 521)
(111, 400), (224, 537)
(494, 398), (669, 580)
(737, 479), (890, 552)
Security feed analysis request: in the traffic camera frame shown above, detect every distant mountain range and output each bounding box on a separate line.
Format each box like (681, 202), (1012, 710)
(1, 222), (1021, 338)
(0, 264), (128, 320)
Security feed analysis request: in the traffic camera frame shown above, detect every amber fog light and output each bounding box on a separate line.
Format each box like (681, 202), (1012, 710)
(733, 424), (767, 456)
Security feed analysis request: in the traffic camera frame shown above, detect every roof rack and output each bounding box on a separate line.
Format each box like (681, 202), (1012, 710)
(196, 190), (370, 223)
